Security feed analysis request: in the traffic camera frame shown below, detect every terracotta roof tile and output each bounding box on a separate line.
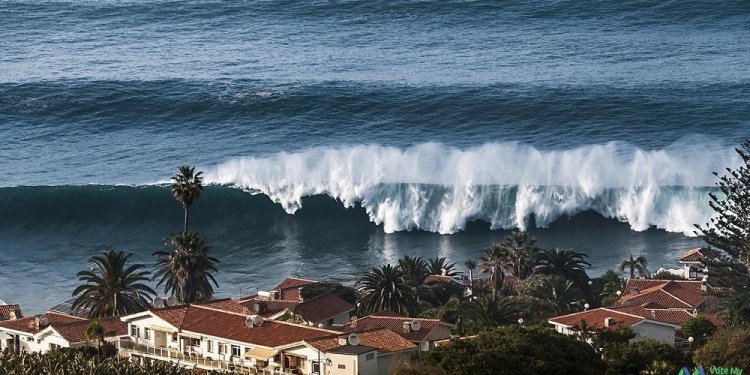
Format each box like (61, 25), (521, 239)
(680, 248), (717, 263)
(548, 308), (644, 330)
(273, 277), (318, 301)
(307, 328), (417, 353)
(615, 280), (707, 309)
(196, 299), (252, 315)
(238, 298), (299, 318)
(149, 305), (337, 348)
(50, 316), (127, 344)
(342, 315), (451, 342)
(609, 306), (694, 326)
(294, 294), (354, 323)
(424, 275), (453, 284)
(0, 312), (84, 334)
(0, 305), (22, 321)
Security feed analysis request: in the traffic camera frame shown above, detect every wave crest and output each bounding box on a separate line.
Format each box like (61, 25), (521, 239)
(205, 142), (735, 235)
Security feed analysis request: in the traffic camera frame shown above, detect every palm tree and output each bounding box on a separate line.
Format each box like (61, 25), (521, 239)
(520, 274), (583, 314)
(85, 318), (105, 356)
(497, 231), (540, 279)
(479, 244), (505, 299)
(464, 259), (476, 288)
(535, 248), (592, 290)
(617, 253), (650, 279)
(356, 264), (417, 316)
(153, 231), (219, 304)
(72, 250), (155, 318)
(171, 165), (204, 233)
(397, 255), (429, 286)
(465, 295), (519, 327)
(426, 257), (460, 277)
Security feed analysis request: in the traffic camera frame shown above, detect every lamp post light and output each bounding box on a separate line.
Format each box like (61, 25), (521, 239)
(584, 303), (590, 310)
(616, 290), (622, 296)
(517, 318), (524, 326)
(588, 280), (593, 286)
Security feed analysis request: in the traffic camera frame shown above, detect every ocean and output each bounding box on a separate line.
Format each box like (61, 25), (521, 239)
(1, 0), (748, 313)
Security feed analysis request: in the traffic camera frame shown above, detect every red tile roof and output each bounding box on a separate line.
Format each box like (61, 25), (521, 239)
(614, 280), (707, 309)
(294, 294), (354, 323)
(50, 316), (127, 344)
(196, 299), (252, 315)
(679, 248), (717, 263)
(0, 305), (22, 321)
(424, 275), (453, 284)
(273, 277), (318, 301)
(548, 308), (645, 330)
(609, 306), (694, 326)
(150, 305), (337, 348)
(238, 298), (299, 318)
(0, 312), (84, 334)
(306, 328), (417, 353)
(342, 315), (451, 342)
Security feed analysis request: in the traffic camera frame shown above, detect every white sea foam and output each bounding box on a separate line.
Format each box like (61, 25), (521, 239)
(204, 142), (737, 235)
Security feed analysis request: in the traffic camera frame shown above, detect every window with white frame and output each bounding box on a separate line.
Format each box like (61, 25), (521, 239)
(143, 327), (151, 340)
(130, 325), (138, 337)
(231, 345), (241, 357)
(206, 340), (213, 352)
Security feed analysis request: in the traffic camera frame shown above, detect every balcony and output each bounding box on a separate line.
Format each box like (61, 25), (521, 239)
(118, 339), (298, 375)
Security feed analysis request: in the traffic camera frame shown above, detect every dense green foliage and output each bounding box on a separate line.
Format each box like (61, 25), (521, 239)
(170, 165), (203, 233)
(300, 282), (358, 305)
(0, 349), (236, 375)
(391, 363), (447, 375)
(680, 317), (716, 347)
(693, 327), (750, 369)
(617, 253), (650, 279)
(423, 326), (605, 375)
(516, 274), (584, 314)
(72, 250), (155, 318)
(153, 231), (219, 303)
(601, 340), (684, 375)
(696, 140), (750, 266)
(356, 264), (417, 316)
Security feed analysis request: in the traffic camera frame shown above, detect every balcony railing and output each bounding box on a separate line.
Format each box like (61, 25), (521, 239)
(119, 339), (298, 375)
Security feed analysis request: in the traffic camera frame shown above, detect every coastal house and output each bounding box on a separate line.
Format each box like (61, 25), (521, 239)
(655, 248), (718, 280)
(0, 304), (23, 321)
(238, 293), (354, 328)
(0, 311), (126, 353)
(266, 277), (319, 302)
(548, 278), (717, 346)
(118, 300), (414, 375)
(341, 311), (455, 351)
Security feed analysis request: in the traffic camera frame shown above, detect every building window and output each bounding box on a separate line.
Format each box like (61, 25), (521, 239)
(143, 327), (150, 340)
(231, 345), (241, 357)
(219, 344), (226, 354)
(366, 353), (374, 361)
(130, 325), (138, 337)
(206, 340), (213, 352)
(172, 333), (178, 342)
(312, 361), (321, 374)
(338, 364), (346, 369)
(189, 338), (200, 347)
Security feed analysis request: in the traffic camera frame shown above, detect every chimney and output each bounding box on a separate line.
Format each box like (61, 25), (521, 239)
(9, 311), (17, 320)
(338, 337), (348, 346)
(350, 317), (357, 329)
(651, 310), (656, 319)
(701, 277), (708, 292)
(441, 268), (447, 276)
(403, 322), (411, 334)
(604, 317), (614, 327)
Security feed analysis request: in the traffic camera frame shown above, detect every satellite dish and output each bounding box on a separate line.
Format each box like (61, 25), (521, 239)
(152, 297), (165, 308)
(253, 315), (264, 327)
(347, 333), (359, 346)
(410, 320), (421, 332)
(0, 299), (7, 306)
(166, 296), (177, 307)
(245, 315), (255, 329)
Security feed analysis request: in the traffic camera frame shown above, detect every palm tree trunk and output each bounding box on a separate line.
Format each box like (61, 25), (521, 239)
(630, 265), (634, 280)
(183, 206), (189, 233)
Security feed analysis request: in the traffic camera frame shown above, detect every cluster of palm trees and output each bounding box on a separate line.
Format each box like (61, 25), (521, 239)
(71, 166), (219, 320)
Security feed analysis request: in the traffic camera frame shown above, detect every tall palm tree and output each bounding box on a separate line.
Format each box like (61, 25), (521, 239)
(72, 250), (155, 318)
(153, 231), (219, 304)
(171, 165), (204, 233)
(464, 259), (476, 288)
(426, 257), (460, 277)
(536, 248), (591, 287)
(356, 264), (417, 316)
(85, 318), (105, 356)
(479, 244), (505, 299)
(618, 253), (650, 279)
(497, 231), (540, 279)
(465, 295), (519, 327)
(397, 255), (429, 286)
(520, 274), (583, 314)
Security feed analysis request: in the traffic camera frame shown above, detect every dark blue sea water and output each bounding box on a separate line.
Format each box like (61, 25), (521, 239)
(1, 0), (749, 313)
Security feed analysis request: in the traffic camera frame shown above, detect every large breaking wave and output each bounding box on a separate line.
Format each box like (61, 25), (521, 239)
(205, 142), (737, 235)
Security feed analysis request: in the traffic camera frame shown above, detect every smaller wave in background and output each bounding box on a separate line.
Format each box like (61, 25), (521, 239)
(206, 142), (734, 235)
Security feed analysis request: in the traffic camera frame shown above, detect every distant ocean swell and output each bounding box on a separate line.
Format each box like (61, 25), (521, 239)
(203, 142), (735, 235)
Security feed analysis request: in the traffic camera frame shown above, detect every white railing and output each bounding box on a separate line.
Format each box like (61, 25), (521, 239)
(119, 339), (299, 375)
